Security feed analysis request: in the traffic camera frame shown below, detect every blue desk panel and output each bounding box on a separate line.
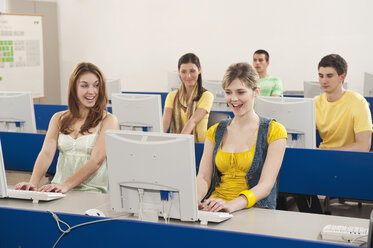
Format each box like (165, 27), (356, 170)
(2, 131), (372, 200)
(279, 148), (373, 200)
(34, 104), (113, 131)
(34, 104), (68, 131)
(0, 132), (58, 174)
(0, 207), (347, 248)
(193, 144), (373, 200)
(283, 94), (304, 98)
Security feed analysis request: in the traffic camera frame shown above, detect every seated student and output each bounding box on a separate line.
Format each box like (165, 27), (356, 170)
(295, 54), (372, 214)
(15, 62), (118, 193)
(253, 49), (283, 97)
(196, 62), (287, 213)
(316, 54), (372, 151)
(163, 53), (213, 143)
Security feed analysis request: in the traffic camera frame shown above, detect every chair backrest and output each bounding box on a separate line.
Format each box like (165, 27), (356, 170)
(207, 112), (231, 129)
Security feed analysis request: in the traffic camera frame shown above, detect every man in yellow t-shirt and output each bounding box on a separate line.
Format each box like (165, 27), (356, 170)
(316, 54), (372, 151)
(294, 54), (372, 215)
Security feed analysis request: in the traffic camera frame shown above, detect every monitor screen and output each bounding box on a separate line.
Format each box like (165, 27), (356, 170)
(0, 140), (8, 198)
(368, 210), (373, 247)
(167, 71), (182, 91)
(111, 93), (163, 132)
(256, 96), (316, 149)
(105, 130), (198, 222)
(304, 81), (348, 98)
(0, 91), (36, 133)
(106, 79), (122, 101)
(303, 81), (322, 98)
(203, 80), (230, 111)
(364, 72), (373, 97)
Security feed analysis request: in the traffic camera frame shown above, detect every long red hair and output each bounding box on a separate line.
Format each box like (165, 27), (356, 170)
(59, 62), (108, 134)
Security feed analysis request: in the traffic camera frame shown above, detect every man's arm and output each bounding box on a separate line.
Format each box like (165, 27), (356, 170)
(327, 130), (372, 152)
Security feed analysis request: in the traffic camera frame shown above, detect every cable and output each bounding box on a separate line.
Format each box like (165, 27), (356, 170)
(162, 191), (173, 224)
(138, 188), (144, 221)
(349, 234), (368, 245)
(306, 195), (312, 208)
(48, 210), (122, 248)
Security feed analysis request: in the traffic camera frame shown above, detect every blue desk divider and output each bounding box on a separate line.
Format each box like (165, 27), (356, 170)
(0, 131), (58, 174)
(279, 148), (373, 200)
(2, 131), (372, 200)
(34, 104), (68, 131)
(194, 144), (373, 201)
(0, 207), (346, 248)
(283, 94), (304, 98)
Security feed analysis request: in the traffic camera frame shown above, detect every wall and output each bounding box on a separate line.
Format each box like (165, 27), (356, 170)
(26, 1), (373, 104)
(7, 0), (61, 104)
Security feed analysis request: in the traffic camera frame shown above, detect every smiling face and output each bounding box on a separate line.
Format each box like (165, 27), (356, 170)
(76, 72), (100, 110)
(179, 62), (201, 89)
(318, 66), (345, 95)
(225, 78), (258, 117)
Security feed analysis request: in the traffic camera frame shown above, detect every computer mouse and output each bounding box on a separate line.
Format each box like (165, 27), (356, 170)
(85, 208), (105, 217)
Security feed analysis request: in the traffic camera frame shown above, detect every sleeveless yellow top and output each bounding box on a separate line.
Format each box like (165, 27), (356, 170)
(206, 121), (287, 202)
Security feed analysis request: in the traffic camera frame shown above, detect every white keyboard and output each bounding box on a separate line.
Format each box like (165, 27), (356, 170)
(7, 189), (66, 203)
(321, 224), (368, 244)
(197, 210), (233, 225)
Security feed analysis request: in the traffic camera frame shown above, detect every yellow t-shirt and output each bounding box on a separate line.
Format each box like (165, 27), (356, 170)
(315, 90), (372, 149)
(165, 90), (214, 143)
(206, 121), (287, 202)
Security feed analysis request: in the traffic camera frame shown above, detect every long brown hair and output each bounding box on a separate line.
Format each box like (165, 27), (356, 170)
(59, 62), (108, 134)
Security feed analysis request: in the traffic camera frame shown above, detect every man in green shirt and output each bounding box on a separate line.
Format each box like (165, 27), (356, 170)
(253, 49), (283, 97)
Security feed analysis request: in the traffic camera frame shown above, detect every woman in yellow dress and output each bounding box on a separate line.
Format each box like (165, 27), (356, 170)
(163, 53), (213, 143)
(197, 62), (287, 212)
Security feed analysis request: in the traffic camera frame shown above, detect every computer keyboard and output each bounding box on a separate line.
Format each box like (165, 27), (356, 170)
(197, 210), (233, 225)
(7, 189), (66, 203)
(321, 224), (368, 244)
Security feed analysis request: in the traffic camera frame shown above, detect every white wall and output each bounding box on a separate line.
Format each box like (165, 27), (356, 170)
(57, 0), (373, 104)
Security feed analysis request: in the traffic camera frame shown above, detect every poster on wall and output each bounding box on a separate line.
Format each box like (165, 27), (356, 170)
(0, 13), (44, 98)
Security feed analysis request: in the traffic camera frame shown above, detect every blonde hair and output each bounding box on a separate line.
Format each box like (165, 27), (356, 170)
(222, 62), (259, 89)
(59, 62), (108, 135)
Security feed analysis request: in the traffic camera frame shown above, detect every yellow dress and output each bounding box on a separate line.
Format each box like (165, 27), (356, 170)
(165, 90), (213, 143)
(206, 121), (287, 202)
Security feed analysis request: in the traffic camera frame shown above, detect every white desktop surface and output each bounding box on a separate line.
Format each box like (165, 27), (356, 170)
(0, 191), (369, 245)
(0, 191), (109, 216)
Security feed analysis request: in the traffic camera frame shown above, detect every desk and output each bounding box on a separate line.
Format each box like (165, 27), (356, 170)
(0, 191), (368, 247)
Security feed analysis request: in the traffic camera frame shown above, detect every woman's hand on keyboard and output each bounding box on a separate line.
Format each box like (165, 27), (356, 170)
(14, 182), (37, 191)
(202, 198), (232, 213)
(38, 183), (69, 193)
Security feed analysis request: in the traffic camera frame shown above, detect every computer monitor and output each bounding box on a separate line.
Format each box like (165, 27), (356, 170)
(105, 130), (198, 222)
(256, 96), (316, 149)
(364, 72), (373, 97)
(368, 210), (373, 247)
(203, 80), (230, 111)
(111, 93), (163, 132)
(106, 78), (122, 102)
(0, 140), (8, 197)
(0, 91), (36, 133)
(167, 71), (182, 91)
(304, 81), (348, 98)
